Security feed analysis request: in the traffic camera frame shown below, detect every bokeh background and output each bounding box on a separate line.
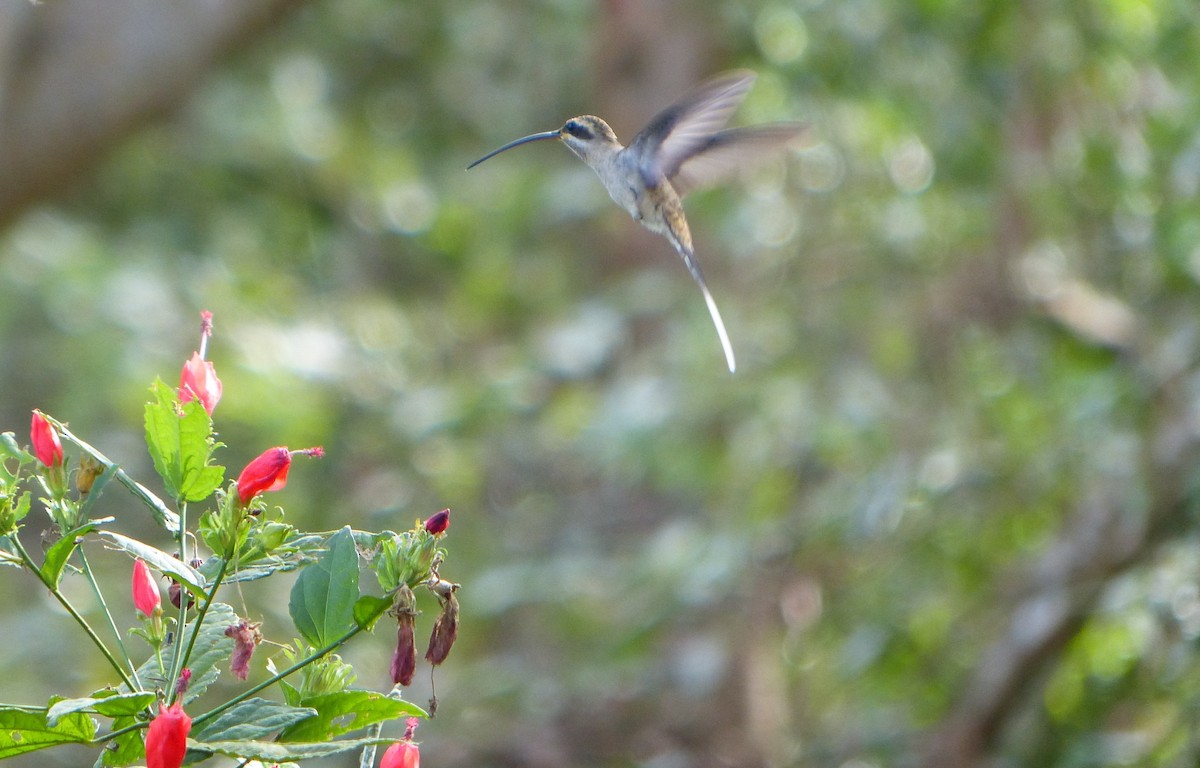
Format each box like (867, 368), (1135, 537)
(3, 0), (1200, 766)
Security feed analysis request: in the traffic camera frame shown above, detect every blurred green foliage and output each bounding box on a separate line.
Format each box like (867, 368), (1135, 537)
(3, 0), (1200, 766)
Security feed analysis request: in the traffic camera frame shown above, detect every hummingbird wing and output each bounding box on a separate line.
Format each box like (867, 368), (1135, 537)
(669, 123), (810, 197)
(628, 70), (758, 187)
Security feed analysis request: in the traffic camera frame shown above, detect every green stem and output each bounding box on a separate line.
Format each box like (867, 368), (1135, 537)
(167, 555), (229, 704)
(77, 547), (142, 691)
(6, 534), (136, 690)
(190, 622), (366, 730)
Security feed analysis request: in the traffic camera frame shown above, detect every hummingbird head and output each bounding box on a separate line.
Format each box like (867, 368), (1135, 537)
(467, 116), (620, 170)
(558, 115), (620, 165)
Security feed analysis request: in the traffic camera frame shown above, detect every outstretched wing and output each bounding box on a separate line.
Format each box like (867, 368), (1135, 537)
(669, 123), (810, 197)
(628, 70), (757, 187)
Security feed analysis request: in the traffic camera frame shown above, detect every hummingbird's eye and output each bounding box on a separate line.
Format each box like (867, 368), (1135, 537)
(563, 120), (592, 140)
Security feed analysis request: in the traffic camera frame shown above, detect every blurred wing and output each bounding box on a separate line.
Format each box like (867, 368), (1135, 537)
(629, 70), (757, 186)
(670, 123), (810, 196)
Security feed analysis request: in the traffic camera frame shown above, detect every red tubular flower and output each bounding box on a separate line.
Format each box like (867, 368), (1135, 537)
(380, 718), (420, 768)
(235, 446), (323, 506)
(178, 352), (222, 416)
(144, 701), (191, 768)
(423, 508), (450, 535)
(132, 560), (162, 617)
(29, 410), (63, 467)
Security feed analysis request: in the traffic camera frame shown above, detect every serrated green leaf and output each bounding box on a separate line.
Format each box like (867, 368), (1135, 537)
(353, 595), (392, 631)
(0, 706), (95, 759)
(143, 379), (224, 503)
(46, 692), (154, 725)
(192, 734), (394, 762)
(192, 699), (315, 743)
(130, 602), (237, 700)
(289, 527), (359, 647)
(96, 532), (205, 594)
(41, 521), (101, 588)
(280, 690), (425, 742)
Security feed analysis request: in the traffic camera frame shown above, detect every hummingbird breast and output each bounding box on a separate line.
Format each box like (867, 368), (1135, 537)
(590, 149), (692, 255)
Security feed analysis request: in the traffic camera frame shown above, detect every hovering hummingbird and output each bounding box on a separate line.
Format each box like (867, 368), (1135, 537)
(467, 70), (808, 373)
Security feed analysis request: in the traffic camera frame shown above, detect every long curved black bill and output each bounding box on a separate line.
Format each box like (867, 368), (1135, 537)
(467, 130), (561, 169)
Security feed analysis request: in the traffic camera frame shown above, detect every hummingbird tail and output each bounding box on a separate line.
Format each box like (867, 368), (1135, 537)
(673, 242), (737, 373)
(700, 282), (737, 373)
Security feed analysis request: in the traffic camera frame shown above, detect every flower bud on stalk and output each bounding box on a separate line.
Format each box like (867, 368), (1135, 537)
(380, 717), (421, 768)
(29, 410), (63, 468)
(423, 508), (450, 535)
(132, 560), (162, 618)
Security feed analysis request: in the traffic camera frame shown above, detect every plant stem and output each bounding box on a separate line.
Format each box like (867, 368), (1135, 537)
(77, 547), (142, 690)
(6, 533), (135, 690)
(190, 622), (366, 730)
(168, 555), (228, 705)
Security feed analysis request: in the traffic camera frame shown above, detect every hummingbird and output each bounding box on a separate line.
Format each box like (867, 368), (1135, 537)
(467, 70), (808, 373)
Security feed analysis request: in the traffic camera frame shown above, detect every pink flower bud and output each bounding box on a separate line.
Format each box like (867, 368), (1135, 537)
(178, 352), (222, 416)
(132, 560), (162, 617)
(423, 508), (450, 535)
(380, 718), (421, 768)
(144, 701), (191, 768)
(29, 410), (63, 467)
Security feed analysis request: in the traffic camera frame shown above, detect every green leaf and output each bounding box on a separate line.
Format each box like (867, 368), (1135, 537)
(40, 521), (102, 588)
(192, 734), (395, 762)
(279, 690), (425, 742)
(46, 692), (154, 725)
(101, 715), (143, 766)
(96, 531), (206, 595)
(130, 602), (237, 700)
(353, 595), (392, 631)
(0, 706), (95, 759)
(289, 527), (359, 647)
(143, 379), (225, 503)
(192, 699), (315, 742)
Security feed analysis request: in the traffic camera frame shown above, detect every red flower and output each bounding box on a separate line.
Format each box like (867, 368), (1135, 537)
(423, 508), (450, 535)
(236, 446), (323, 506)
(380, 718), (421, 768)
(144, 701), (191, 768)
(132, 560), (162, 617)
(29, 410), (63, 467)
(178, 352), (222, 416)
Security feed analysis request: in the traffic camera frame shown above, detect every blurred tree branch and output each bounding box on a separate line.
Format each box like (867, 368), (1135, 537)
(922, 364), (1200, 767)
(0, 0), (303, 230)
